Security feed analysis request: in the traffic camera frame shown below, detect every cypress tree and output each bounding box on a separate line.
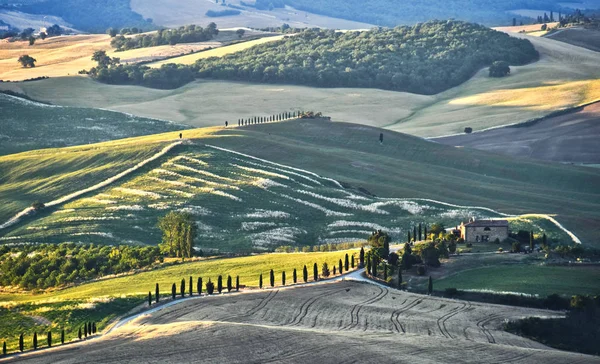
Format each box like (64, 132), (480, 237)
(236, 276), (240, 291)
(84, 324), (88, 338)
(148, 291), (152, 306)
(372, 256), (377, 277)
(542, 233), (547, 249)
(413, 226), (417, 242)
(197, 277), (203, 295)
(293, 268), (297, 284)
(333, 266), (336, 275)
(2, 341), (6, 355)
(19, 334), (24, 352)
(206, 279), (214, 294)
(270, 269), (275, 287)
(313, 263), (318, 281)
(181, 278), (185, 297)
(88, 322), (92, 336)
(61, 329), (65, 345)
(172, 283), (176, 299)
(282, 271), (286, 286)
(190, 276), (193, 296)
(366, 255), (371, 274)
(303, 265), (308, 282)
(345, 254), (349, 271)
(339, 259), (343, 274)
(156, 283), (160, 303)
(217, 275), (223, 293)
(227, 275), (232, 292)
(259, 273), (263, 289)
(418, 223), (422, 241)
(78, 327), (82, 340)
(33, 332), (37, 349)
(408, 231), (411, 243)
(398, 269), (403, 289)
(92, 323), (96, 334)
(47, 331), (52, 348)
(351, 254), (355, 268)
(359, 247), (365, 268)
(428, 276), (433, 295)
(530, 231), (534, 251)
(424, 225), (427, 240)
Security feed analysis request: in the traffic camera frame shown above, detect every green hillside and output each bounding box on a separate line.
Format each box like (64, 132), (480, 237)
(0, 119), (598, 248)
(0, 93), (187, 156)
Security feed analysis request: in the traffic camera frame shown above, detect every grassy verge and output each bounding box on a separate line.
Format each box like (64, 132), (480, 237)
(0, 249), (357, 352)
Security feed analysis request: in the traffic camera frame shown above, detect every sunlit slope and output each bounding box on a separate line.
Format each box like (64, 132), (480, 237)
(1, 119), (599, 247)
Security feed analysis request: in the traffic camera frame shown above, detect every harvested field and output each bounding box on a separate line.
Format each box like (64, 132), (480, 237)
(494, 22), (559, 35)
(8, 281), (598, 363)
(546, 27), (600, 52)
(432, 102), (600, 164)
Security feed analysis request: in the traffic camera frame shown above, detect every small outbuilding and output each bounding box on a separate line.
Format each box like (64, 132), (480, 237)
(460, 218), (508, 243)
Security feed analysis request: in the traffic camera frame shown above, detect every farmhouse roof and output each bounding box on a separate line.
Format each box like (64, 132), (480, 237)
(463, 219), (508, 227)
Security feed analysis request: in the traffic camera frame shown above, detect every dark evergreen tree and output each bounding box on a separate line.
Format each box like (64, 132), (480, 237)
(190, 276), (193, 296)
(33, 333), (37, 349)
(148, 291), (152, 306)
(372, 256), (377, 277)
(542, 233), (548, 249)
(333, 266), (336, 275)
(92, 323), (96, 334)
(61, 329), (65, 345)
(236, 276), (240, 291)
(270, 269), (275, 287)
(197, 277), (203, 295)
(313, 263), (318, 281)
(359, 247), (365, 267)
(303, 265), (308, 282)
(217, 275), (223, 293)
(88, 322), (92, 336)
(366, 254), (371, 274)
(19, 334), (24, 352)
(78, 328), (82, 340)
(259, 273), (263, 289)
(156, 283), (160, 303)
(413, 226), (417, 242)
(408, 231), (411, 243)
(282, 271), (286, 286)
(345, 253), (349, 271)
(84, 324), (88, 338)
(172, 283), (176, 299)
(2, 341), (6, 355)
(339, 259), (343, 274)
(428, 276), (433, 295)
(351, 254), (355, 268)
(293, 268), (297, 284)
(227, 275), (232, 292)
(418, 223), (422, 241)
(398, 269), (403, 289)
(47, 331), (52, 348)
(424, 225), (427, 240)
(512, 17), (516, 26)
(181, 278), (186, 297)
(206, 279), (215, 294)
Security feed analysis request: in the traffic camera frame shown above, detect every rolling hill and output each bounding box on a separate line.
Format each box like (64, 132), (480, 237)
(1, 118), (598, 248)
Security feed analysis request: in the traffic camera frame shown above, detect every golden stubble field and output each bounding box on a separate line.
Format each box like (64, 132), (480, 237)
(8, 282), (599, 363)
(1, 31), (599, 137)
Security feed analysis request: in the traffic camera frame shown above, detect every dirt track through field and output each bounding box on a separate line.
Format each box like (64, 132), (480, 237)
(8, 281), (598, 363)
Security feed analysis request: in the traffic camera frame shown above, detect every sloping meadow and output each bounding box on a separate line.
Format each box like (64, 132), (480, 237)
(2, 144), (570, 253)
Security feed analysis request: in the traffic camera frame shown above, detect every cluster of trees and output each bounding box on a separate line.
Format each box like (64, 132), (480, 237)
(110, 23), (219, 51)
(194, 21), (539, 95)
(157, 211), (198, 260)
(0, 243), (161, 289)
(206, 9), (241, 17)
(236, 111), (311, 126)
(87, 51), (195, 89)
(275, 241), (366, 253)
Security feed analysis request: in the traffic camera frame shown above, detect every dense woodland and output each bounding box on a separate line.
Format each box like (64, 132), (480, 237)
(0, 244), (161, 289)
(110, 23), (219, 51)
(195, 21), (539, 94)
(91, 21), (538, 94)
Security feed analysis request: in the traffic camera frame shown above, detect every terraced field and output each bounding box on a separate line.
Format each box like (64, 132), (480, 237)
(9, 281), (598, 363)
(0, 141), (572, 252)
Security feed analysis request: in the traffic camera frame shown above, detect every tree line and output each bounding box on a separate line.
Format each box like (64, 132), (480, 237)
(109, 23), (219, 51)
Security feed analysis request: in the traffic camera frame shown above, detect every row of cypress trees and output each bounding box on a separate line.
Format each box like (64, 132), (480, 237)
(237, 111), (302, 126)
(149, 275), (242, 306)
(4, 322), (97, 356)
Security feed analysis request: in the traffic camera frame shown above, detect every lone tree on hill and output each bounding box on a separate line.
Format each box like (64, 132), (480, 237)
(303, 265), (308, 282)
(489, 61), (510, 77)
(270, 269), (275, 287)
(428, 276), (433, 295)
(18, 55), (36, 68)
(217, 275), (223, 293)
(313, 263), (318, 281)
(158, 212), (197, 260)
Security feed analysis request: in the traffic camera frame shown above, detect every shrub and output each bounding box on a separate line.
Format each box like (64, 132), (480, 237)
(512, 241), (522, 253)
(206, 279), (215, 294)
(416, 265), (426, 276)
(541, 23), (547, 31)
(464, 127), (473, 134)
(321, 262), (330, 277)
(489, 60), (510, 77)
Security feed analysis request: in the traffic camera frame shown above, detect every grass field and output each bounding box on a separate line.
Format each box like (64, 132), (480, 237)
(0, 93), (186, 156)
(433, 264), (600, 297)
(3, 30), (599, 137)
(545, 27), (600, 52)
(0, 249), (357, 351)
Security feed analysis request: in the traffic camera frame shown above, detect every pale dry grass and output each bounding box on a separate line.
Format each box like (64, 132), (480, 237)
(493, 22), (559, 34)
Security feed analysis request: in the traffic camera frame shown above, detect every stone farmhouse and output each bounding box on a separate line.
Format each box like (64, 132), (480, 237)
(460, 218), (509, 243)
